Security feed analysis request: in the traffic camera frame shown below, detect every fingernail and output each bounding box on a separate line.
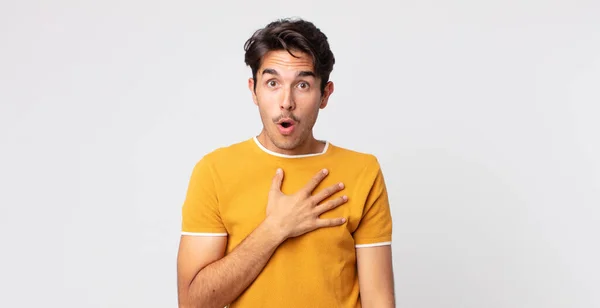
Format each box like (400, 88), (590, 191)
(338, 182), (344, 189)
(342, 195), (348, 201)
(341, 218), (347, 223)
(322, 169), (328, 175)
(276, 168), (282, 174)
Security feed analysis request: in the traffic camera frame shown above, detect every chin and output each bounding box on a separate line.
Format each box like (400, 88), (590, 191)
(273, 138), (301, 150)
(267, 132), (302, 150)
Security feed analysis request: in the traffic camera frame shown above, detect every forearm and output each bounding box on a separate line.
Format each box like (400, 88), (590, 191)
(361, 295), (395, 308)
(183, 220), (285, 308)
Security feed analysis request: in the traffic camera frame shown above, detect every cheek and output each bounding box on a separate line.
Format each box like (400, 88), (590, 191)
(295, 92), (321, 108)
(256, 97), (280, 121)
(297, 105), (320, 124)
(256, 91), (281, 108)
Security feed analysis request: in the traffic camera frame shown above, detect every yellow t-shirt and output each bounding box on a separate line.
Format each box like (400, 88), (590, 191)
(181, 137), (393, 307)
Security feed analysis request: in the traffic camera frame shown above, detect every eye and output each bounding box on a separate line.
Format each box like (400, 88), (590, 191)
(267, 80), (278, 88)
(297, 81), (310, 90)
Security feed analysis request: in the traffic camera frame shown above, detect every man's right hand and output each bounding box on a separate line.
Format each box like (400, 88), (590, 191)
(265, 168), (348, 241)
(178, 167), (347, 308)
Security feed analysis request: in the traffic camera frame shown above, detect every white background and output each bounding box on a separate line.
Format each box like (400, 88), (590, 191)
(1, 0), (599, 307)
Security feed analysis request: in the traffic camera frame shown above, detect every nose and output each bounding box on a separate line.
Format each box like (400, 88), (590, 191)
(279, 88), (295, 111)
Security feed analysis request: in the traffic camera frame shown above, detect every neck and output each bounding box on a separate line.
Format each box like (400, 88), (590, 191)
(256, 130), (325, 156)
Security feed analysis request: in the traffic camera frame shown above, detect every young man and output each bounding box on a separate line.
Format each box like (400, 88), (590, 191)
(177, 18), (395, 308)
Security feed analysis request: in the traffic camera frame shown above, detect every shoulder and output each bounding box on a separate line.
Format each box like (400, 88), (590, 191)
(195, 138), (253, 165)
(188, 138), (254, 177)
(329, 142), (382, 171)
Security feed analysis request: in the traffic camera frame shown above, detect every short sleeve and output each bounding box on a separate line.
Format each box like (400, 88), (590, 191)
(181, 156), (228, 236)
(352, 158), (393, 248)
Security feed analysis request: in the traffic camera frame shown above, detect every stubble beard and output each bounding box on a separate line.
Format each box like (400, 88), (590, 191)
(257, 101), (319, 152)
(266, 124), (307, 151)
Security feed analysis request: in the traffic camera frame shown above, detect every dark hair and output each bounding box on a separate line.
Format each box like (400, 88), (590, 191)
(244, 18), (335, 94)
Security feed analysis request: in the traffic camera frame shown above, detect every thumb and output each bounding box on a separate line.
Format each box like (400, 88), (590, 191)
(270, 168), (284, 192)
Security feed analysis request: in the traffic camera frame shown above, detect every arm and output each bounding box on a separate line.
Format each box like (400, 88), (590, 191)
(177, 168), (347, 307)
(177, 220), (285, 308)
(353, 156), (395, 307)
(356, 245), (395, 308)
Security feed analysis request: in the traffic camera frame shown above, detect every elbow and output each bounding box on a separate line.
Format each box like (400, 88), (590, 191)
(178, 286), (204, 308)
(178, 296), (209, 308)
(178, 293), (209, 308)
(178, 285), (222, 308)
(177, 293), (197, 308)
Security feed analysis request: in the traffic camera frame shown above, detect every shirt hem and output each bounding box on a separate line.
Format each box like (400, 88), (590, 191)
(181, 231), (228, 236)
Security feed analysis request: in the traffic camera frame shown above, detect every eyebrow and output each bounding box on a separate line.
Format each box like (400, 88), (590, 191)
(262, 68), (316, 78)
(297, 71), (316, 78)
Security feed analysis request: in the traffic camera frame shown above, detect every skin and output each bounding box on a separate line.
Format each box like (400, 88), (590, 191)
(248, 49), (334, 156)
(357, 245), (396, 307)
(177, 169), (348, 308)
(176, 49), (395, 308)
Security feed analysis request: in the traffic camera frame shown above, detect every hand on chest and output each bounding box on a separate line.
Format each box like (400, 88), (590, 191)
(219, 167), (367, 246)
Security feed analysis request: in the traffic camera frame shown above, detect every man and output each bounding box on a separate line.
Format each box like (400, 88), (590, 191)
(177, 18), (395, 308)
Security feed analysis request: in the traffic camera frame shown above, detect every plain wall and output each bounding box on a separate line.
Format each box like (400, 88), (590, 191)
(1, 0), (599, 307)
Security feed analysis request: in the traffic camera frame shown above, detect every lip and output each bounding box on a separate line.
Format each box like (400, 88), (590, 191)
(276, 118), (296, 136)
(276, 118), (296, 125)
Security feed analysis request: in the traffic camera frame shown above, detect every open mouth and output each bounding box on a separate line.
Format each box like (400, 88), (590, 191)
(276, 119), (296, 135)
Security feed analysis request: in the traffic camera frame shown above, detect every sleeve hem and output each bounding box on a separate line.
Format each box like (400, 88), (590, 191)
(181, 231), (228, 236)
(355, 241), (392, 248)
(354, 235), (392, 246)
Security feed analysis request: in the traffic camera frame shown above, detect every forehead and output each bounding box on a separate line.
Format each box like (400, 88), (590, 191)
(259, 50), (315, 75)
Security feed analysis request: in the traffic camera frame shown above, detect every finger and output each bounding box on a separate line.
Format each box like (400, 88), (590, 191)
(312, 182), (345, 203)
(301, 169), (329, 194)
(270, 168), (284, 192)
(315, 217), (347, 228)
(315, 195), (348, 215)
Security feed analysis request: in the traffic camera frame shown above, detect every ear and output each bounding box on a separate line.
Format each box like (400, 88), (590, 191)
(248, 77), (258, 106)
(319, 81), (334, 109)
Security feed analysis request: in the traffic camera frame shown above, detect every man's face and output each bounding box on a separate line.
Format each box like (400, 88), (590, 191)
(249, 49), (334, 153)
